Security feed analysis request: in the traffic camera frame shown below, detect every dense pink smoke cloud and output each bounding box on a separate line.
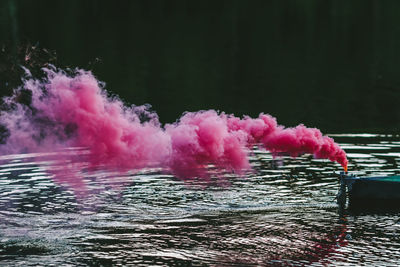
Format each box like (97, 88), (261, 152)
(0, 67), (347, 189)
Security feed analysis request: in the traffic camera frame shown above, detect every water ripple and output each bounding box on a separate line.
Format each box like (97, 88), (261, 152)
(0, 134), (400, 265)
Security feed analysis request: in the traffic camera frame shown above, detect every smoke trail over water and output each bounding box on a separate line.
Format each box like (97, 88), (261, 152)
(0, 67), (347, 193)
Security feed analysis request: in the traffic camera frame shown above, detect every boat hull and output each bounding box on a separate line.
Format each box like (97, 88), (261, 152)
(339, 174), (400, 210)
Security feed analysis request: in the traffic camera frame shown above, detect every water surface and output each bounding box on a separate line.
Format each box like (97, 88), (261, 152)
(1, 134), (400, 266)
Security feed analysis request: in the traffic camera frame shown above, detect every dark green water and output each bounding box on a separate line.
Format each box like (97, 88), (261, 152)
(0, 0), (400, 132)
(0, 134), (400, 266)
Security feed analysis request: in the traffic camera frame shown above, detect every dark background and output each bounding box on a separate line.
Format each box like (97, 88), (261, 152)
(0, 0), (399, 132)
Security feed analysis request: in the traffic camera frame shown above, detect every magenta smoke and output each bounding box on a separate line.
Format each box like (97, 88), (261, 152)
(0, 67), (348, 182)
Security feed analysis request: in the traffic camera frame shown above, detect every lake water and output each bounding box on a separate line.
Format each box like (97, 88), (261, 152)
(1, 134), (400, 266)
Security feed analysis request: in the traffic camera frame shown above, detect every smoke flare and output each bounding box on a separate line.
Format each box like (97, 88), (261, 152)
(0, 67), (347, 189)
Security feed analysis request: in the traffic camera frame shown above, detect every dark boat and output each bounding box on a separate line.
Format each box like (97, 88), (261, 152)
(337, 172), (400, 210)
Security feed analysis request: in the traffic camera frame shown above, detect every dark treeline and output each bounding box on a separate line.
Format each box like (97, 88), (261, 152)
(0, 0), (399, 132)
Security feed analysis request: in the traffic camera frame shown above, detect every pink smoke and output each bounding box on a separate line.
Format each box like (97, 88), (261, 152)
(0, 67), (347, 191)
